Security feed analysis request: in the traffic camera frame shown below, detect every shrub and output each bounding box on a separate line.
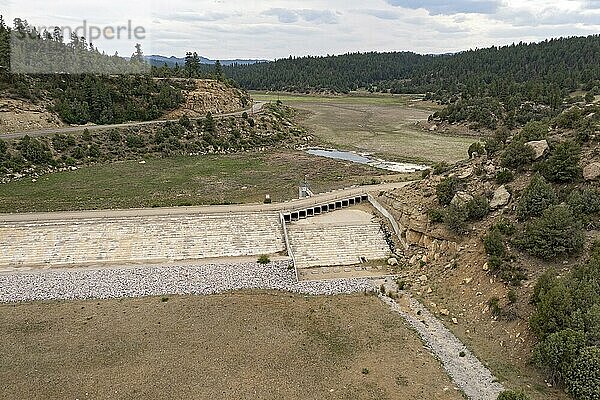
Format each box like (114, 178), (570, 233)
(257, 254), (270, 264)
(178, 114), (192, 129)
(427, 208), (444, 223)
(530, 252), (600, 398)
(488, 297), (502, 316)
(534, 329), (586, 385)
(87, 144), (101, 159)
(82, 128), (92, 142)
(493, 218), (516, 236)
(497, 390), (531, 400)
(52, 134), (76, 152)
(495, 169), (514, 184)
(519, 120), (548, 141)
(500, 140), (535, 170)
(516, 175), (558, 221)
(554, 106), (584, 129)
(17, 136), (52, 164)
(540, 141), (582, 183)
(203, 112), (215, 132)
(126, 134), (145, 149)
(493, 126), (511, 144)
(108, 129), (122, 142)
(508, 289), (518, 304)
(0, 139), (6, 161)
(567, 187), (600, 216)
(499, 264), (527, 286)
(468, 142), (485, 158)
(584, 92), (595, 103)
(484, 136), (502, 155)
(516, 205), (584, 260)
(484, 228), (506, 258)
(436, 177), (462, 206)
(465, 195), (490, 221)
(443, 205), (468, 234)
(566, 346), (600, 400)
(72, 145), (86, 160)
(432, 162), (450, 175)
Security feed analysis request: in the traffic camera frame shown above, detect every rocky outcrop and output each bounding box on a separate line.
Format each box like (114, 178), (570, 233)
(377, 190), (459, 260)
(451, 191), (473, 207)
(583, 162), (600, 181)
(165, 79), (251, 118)
(525, 140), (549, 160)
(490, 185), (511, 209)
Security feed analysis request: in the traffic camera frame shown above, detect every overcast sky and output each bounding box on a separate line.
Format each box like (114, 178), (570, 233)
(2, 0), (599, 59)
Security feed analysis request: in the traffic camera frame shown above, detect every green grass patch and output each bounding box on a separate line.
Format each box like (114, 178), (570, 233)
(0, 150), (392, 213)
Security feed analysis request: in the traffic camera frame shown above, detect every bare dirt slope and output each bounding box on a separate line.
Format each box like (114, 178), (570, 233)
(0, 291), (463, 400)
(0, 98), (63, 134)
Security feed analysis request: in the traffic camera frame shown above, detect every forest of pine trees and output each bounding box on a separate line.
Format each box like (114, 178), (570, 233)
(223, 36), (600, 128)
(223, 36), (600, 99)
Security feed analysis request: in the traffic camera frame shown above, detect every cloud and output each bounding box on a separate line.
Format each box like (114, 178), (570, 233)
(262, 8), (339, 24)
(354, 9), (469, 33)
(582, 0), (600, 9)
(160, 11), (239, 22)
(385, 0), (501, 15)
(493, 8), (600, 27)
(359, 9), (401, 20)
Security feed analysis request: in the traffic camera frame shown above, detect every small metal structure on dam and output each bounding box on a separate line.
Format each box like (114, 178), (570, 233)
(282, 194), (369, 223)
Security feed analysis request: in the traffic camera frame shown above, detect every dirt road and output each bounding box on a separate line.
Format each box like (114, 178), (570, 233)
(2, 102), (266, 139)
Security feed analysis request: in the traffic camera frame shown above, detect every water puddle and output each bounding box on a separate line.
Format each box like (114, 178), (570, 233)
(306, 148), (429, 173)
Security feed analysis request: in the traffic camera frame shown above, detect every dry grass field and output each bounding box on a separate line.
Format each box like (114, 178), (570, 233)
(0, 291), (464, 400)
(251, 92), (474, 164)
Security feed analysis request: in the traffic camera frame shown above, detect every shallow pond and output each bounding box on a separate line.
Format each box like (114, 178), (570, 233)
(306, 148), (429, 173)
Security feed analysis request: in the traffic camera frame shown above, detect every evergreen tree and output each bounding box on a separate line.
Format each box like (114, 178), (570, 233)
(214, 60), (223, 81)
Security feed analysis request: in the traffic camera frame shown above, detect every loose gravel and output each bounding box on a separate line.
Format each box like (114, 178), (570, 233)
(0, 260), (374, 303)
(381, 294), (505, 400)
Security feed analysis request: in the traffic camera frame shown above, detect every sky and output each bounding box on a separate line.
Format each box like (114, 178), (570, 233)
(2, 0), (600, 60)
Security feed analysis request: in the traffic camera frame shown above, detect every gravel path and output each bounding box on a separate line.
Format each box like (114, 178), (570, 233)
(381, 294), (504, 400)
(0, 261), (373, 303)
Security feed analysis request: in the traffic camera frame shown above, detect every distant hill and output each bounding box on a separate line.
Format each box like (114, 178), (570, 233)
(145, 55), (267, 68)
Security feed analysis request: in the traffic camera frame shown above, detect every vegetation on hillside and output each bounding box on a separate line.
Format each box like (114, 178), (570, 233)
(0, 103), (302, 182)
(531, 243), (600, 400)
(223, 36), (600, 129)
(425, 96), (599, 398)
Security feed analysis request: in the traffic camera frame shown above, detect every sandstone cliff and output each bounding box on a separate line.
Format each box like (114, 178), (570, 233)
(165, 79), (251, 119)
